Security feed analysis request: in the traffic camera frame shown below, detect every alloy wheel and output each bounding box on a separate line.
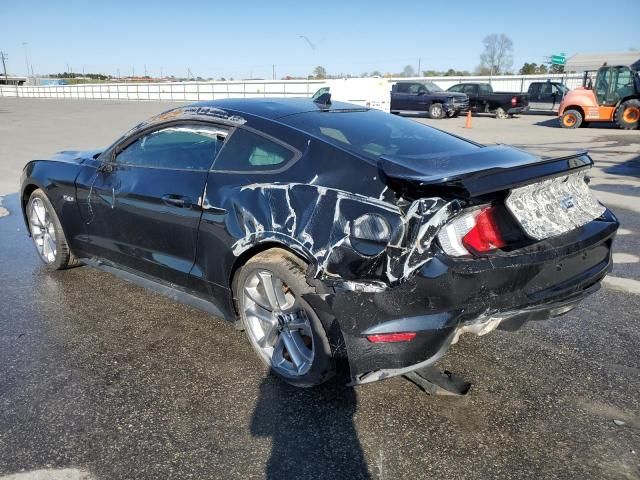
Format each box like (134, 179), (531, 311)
(29, 197), (57, 264)
(241, 269), (314, 377)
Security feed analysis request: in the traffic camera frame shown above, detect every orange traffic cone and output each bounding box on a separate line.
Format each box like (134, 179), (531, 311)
(464, 110), (472, 128)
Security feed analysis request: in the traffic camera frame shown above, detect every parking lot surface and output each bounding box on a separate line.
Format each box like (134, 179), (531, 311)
(1, 99), (639, 480)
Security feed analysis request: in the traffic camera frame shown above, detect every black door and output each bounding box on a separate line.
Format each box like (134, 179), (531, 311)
(462, 84), (480, 111)
(76, 123), (228, 285)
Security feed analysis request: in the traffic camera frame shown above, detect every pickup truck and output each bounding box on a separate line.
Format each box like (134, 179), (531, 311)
(527, 81), (569, 112)
(447, 83), (529, 118)
(390, 81), (469, 119)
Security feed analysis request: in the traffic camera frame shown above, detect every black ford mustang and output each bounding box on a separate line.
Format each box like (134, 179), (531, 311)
(20, 98), (618, 387)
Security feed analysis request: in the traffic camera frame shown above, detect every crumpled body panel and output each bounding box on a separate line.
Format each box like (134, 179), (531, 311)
(224, 182), (461, 288)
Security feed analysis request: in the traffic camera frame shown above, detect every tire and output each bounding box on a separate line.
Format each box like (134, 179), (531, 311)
(429, 103), (444, 119)
(560, 109), (583, 129)
(615, 99), (640, 130)
(233, 248), (335, 387)
(495, 107), (507, 119)
(27, 189), (80, 270)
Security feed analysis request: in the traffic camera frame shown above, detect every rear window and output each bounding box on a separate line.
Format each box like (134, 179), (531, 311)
(282, 109), (478, 162)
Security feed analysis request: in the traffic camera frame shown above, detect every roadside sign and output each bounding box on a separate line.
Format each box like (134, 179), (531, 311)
(551, 54), (566, 65)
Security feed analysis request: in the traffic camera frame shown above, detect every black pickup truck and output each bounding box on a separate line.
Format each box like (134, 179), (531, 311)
(527, 81), (569, 112)
(447, 83), (529, 118)
(390, 81), (469, 119)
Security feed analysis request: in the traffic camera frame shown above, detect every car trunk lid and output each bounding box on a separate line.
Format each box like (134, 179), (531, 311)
(379, 145), (593, 199)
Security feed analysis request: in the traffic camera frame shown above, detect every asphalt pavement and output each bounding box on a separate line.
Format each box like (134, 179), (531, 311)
(1, 99), (639, 479)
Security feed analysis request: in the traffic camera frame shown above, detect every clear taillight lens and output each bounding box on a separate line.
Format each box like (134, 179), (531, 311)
(437, 205), (506, 256)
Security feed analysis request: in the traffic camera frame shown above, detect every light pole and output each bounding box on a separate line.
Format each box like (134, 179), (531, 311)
(22, 42), (30, 80)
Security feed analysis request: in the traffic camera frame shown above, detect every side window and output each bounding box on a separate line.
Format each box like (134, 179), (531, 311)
(463, 84), (478, 95)
(394, 83), (409, 93)
(116, 125), (227, 170)
(212, 128), (297, 172)
(478, 84), (491, 94)
(448, 85), (463, 93)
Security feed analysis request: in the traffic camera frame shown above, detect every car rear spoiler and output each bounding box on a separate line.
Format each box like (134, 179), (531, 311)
(379, 146), (593, 199)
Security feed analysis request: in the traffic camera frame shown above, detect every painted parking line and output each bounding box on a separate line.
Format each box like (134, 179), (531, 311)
(0, 469), (94, 480)
(603, 276), (640, 295)
(613, 252), (640, 263)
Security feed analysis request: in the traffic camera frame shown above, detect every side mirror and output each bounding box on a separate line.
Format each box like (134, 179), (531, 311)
(97, 162), (113, 174)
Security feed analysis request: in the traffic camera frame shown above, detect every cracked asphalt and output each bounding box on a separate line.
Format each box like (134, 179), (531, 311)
(1, 99), (639, 479)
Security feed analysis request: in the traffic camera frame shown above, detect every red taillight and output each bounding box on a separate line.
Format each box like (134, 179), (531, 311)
(367, 332), (416, 343)
(462, 206), (506, 253)
(511, 96), (517, 106)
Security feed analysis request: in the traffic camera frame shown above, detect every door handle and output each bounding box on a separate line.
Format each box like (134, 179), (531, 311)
(162, 194), (192, 208)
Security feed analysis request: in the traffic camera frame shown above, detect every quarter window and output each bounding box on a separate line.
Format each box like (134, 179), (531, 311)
(116, 125), (227, 170)
(212, 128), (296, 172)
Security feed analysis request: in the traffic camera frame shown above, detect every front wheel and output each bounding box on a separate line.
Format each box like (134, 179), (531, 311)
(234, 248), (335, 387)
(27, 189), (79, 270)
(429, 103), (444, 119)
(560, 109), (583, 128)
(615, 99), (640, 130)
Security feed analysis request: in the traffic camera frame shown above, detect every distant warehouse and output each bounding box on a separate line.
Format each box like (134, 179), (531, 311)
(565, 51), (640, 72)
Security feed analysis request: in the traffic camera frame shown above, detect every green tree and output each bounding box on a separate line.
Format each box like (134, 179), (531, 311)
(538, 64), (549, 74)
(519, 63), (537, 74)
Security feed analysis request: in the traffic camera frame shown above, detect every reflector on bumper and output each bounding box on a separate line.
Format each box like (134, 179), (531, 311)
(505, 172), (605, 240)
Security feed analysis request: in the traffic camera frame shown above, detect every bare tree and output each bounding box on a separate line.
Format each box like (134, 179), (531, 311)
(479, 34), (513, 74)
(402, 64), (416, 77)
(313, 66), (327, 79)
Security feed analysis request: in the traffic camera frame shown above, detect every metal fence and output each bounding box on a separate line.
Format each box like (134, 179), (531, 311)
(0, 74), (584, 101)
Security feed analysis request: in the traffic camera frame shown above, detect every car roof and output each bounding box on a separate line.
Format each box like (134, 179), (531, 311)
(193, 97), (366, 120)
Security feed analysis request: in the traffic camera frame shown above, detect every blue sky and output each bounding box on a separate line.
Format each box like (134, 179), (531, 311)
(2, 0), (639, 79)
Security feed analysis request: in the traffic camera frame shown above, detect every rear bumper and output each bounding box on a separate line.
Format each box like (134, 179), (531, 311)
(313, 209), (618, 384)
(508, 105), (530, 115)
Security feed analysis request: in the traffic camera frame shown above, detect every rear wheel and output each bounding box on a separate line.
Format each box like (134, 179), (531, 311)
(495, 107), (507, 119)
(560, 109), (583, 129)
(429, 103), (444, 119)
(615, 99), (640, 130)
(27, 189), (79, 270)
(234, 248), (335, 387)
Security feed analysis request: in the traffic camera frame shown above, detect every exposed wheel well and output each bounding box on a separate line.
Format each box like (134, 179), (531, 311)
(563, 105), (585, 117)
(229, 241), (313, 294)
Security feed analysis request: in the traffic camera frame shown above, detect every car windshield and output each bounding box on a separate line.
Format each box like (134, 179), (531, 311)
(425, 82), (443, 92)
(282, 109), (478, 162)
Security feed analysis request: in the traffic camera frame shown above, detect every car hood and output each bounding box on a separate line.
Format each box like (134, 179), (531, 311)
(48, 149), (103, 164)
(379, 145), (593, 198)
(430, 91), (467, 99)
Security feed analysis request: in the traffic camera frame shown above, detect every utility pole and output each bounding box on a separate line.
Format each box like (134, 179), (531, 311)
(0, 52), (8, 83)
(418, 57), (421, 76)
(144, 64), (147, 77)
(160, 66), (163, 79)
(272, 64), (275, 80)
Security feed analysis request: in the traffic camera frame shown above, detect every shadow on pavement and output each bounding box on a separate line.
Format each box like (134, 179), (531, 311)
(251, 377), (370, 479)
(603, 155), (640, 178)
(534, 117), (623, 129)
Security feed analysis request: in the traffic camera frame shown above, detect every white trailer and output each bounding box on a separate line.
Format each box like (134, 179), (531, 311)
(313, 77), (391, 112)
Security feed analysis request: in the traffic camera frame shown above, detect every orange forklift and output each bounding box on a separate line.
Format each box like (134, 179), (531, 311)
(559, 64), (639, 129)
